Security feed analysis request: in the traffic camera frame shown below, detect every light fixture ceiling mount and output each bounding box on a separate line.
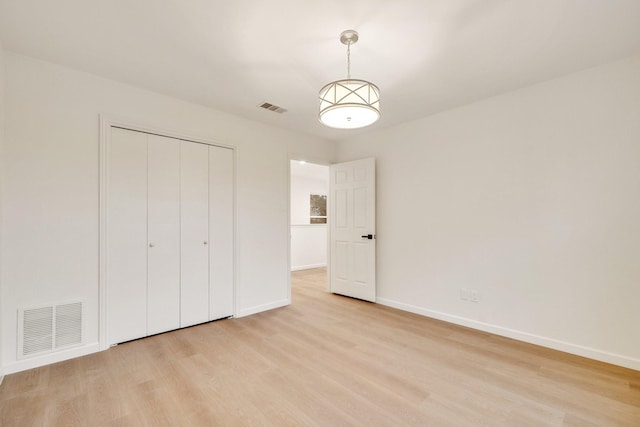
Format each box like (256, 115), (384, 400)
(339, 29), (359, 46)
(319, 30), (380, 129)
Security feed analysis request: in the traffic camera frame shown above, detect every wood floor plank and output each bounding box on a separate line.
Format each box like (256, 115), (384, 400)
(1, 267), (639, 426)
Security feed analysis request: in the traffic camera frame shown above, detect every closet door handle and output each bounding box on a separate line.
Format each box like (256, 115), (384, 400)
(203, 241), (208, 245)
(149, 243), (155, 248)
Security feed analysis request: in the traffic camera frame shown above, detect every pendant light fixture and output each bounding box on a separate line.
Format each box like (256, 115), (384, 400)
(319, 30), (380, 129)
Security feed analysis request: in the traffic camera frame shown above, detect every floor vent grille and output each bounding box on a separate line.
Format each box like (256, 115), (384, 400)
(18, 301), (83, 359)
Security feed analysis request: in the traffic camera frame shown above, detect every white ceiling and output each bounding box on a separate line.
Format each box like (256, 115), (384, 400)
(1, 0), (639, 142)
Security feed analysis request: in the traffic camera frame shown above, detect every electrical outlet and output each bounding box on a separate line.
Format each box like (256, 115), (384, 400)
(470, 290), (479, 303)
(460, 288), (470, 301)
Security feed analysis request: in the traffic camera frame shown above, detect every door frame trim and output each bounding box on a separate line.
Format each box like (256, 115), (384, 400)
(99, 115), (237, 351)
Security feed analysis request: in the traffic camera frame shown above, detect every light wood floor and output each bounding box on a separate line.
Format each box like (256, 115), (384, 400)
(1, 268), (639, 426)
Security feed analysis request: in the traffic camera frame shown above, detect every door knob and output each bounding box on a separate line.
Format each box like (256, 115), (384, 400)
(149, 243), (155, 248)
(361, 234), (374, 240)
(203, 241), (208, 245)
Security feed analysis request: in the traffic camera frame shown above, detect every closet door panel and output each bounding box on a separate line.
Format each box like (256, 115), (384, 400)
(209, 146), (234, 320)
(180, 142), (210, 327)
(147, 135), (181, 335)
(107, 128), (148, 344)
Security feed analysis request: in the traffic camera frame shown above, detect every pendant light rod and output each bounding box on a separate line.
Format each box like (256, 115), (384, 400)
(340, 30), (359, 80)
(347, 41), (351, 79)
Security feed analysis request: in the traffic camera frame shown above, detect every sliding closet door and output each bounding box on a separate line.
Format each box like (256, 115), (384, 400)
(107, 128), (148, 344)
(147, 135), (181, 335)
(180, 142), (210, 327)
(209, 146), (234, 320)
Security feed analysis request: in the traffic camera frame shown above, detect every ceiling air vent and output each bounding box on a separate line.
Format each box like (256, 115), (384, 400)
(259, 102), (287, 114)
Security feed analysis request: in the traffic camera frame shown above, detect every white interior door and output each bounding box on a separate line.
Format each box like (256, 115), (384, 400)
(209, 145), (234, 320)
(107, 128), (148, 344)
(329, 158), (376, 302)
(180, 141), (210, 327)
(147, 135), (181, 335)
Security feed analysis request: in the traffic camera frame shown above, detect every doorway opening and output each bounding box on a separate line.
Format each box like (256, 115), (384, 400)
(290, 160), (329, 293)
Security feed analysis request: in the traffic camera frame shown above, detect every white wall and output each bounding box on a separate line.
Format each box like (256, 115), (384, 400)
(338, 54), (640, 370)
(1, 52), (336, 373)
(290, 165), (329, 270)
(290, 225), (327, 271)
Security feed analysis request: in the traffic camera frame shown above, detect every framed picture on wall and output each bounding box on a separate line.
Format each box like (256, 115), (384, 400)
(310, 194), (327, 224)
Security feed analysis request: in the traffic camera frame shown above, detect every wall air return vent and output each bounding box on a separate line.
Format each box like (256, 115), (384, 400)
(258, 102), (288, 114)
(18, 301), (83, 359)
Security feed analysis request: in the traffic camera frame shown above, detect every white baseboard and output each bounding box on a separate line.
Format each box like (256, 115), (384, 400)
(237, 299), (290, 318)
(3, 342), (101, 375)
(377, 297), (640, 372)
(291, 263), (327, 272)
